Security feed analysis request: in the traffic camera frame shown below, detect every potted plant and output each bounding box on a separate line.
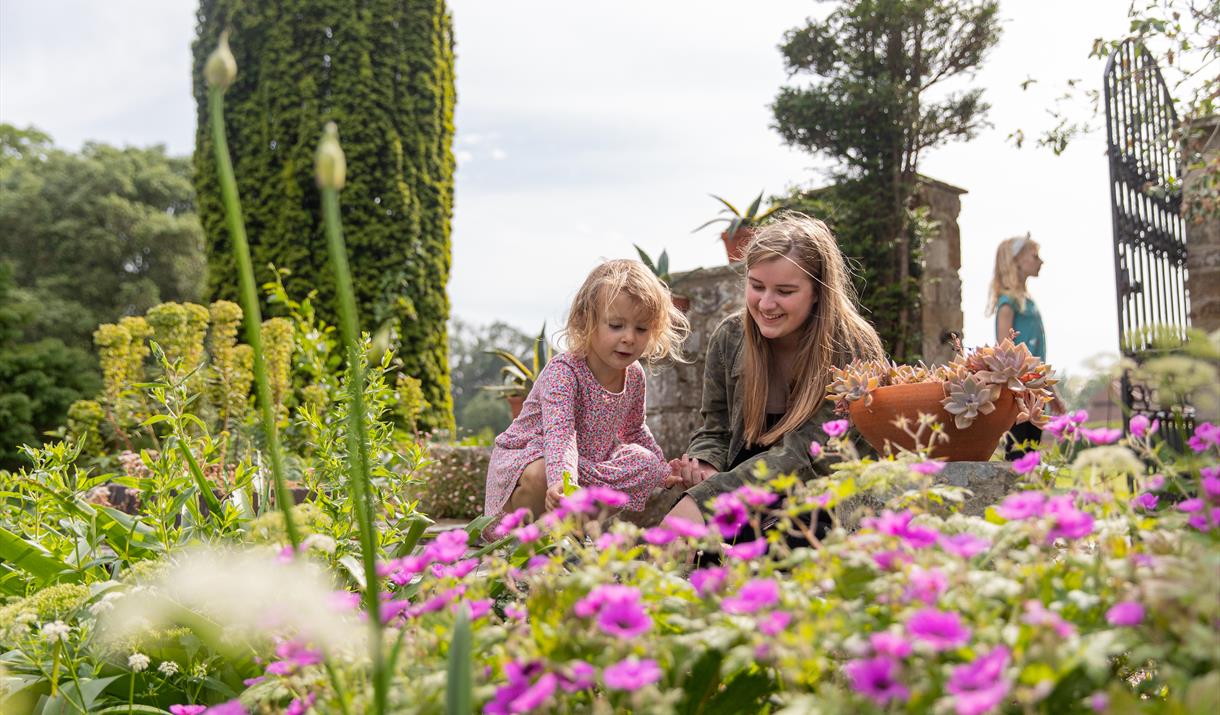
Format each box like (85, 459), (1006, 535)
(693, 190), (782, 262)
(634, 244), (690, 312)
(826, 338), (1056, 461)
(483, 324), (553, 419)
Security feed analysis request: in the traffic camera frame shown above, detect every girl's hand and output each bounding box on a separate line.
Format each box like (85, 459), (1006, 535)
(544, 482), (564, 511)
(665, 455), (716, 488)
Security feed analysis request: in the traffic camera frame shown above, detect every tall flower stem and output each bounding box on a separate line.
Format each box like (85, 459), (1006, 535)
(317, 122), (386, 714)
(206, 81), (300, 549)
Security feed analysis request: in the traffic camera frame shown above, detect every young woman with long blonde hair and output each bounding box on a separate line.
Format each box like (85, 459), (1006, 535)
(667, 212), (884, 538)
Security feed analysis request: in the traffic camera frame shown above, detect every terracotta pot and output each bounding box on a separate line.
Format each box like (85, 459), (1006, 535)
(672, 294), (691, 313)
(847, 382), (1020, 461)
(721, 227), (755, 262)
(506, 395), (525, 420)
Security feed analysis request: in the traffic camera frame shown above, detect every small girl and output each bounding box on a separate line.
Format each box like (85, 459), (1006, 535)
(483, 259), (690, 526)
(987, 233), (1064, 457)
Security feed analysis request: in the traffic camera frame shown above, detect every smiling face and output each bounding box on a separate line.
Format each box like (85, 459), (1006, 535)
(585, 293), (654, 387)
(1016, 243), (1043, 279)
(746, 253), (817, 344)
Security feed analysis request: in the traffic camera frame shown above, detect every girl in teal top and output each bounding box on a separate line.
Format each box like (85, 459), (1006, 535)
(988, 234), (1064, 456)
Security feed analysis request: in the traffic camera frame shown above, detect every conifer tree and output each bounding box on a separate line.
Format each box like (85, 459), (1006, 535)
(192, 0), (456, 431)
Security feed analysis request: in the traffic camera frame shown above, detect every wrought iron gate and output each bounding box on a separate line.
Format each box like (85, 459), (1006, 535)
(1102, 39), (1192, 423)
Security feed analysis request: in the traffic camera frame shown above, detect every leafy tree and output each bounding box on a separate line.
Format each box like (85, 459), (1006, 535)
(448, 319), (533, 437)
(0, 264), (100, 469)
(192, 0), (458, 433)
(0, 124), (206, 352)
(772, 0), (1001, 361)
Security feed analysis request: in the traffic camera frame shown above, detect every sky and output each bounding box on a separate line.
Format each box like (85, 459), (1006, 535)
(0, 0), (1134, 377)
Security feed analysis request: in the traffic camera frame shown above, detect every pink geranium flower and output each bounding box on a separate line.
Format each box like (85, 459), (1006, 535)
(946, 645), (1010, 715)
(759, 610), (792, 636)
(872, 549), (913, 570)
(910, 460), (945, 475)
(265, 641), (322, 676)
(663, 515), (708, 538)
(203, 701), (247, 715)
(1132, 492), (1159, 510)
(996, 491), (1047, 520)
(493, 508), (532, 538)
(822, 419), (850, 437)
(170, 707), (207, 715)
(862, 510), (939, 549)
(809, 440), (823, 457)
(722, 578), (780, 614)
(558, 660), (596, 692)
(426, 529), (470, 564)
(285, 693), (316, 715)
(724, 539), (768, 560)
(1022, 600), (1076, 639)
(486, 661), (556, 715)
(711, 494), (749, 539)
(690, 567), (728, 596)
(1129, 414), (1159, 438)
(1105, 601), (1144, 626)
(905, 608), (971, 652)
(843, 657), (909, 706)
(1045, 495), (1094, 542)
(939, 533), (990, 559)
(733, 484), (778, 508)
(904, 566), (948, 604)
(603, 658), (661, 691)
(1080, 427), (1122, 445)
(1010, 451), (1040, 475)
(1188, 422), (1219, 452)
(643, 527), (677, 545)
(870, 631), (913, 659)
(512, 524), (542, 543)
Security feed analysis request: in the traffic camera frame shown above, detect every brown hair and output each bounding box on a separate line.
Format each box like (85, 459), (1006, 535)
(559, 258), (689, 365)
(740, 212), (885, 445)
(987, 233), (1037, 315)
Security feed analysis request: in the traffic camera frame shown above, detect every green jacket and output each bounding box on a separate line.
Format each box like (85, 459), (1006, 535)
(684, 315), (838, 509)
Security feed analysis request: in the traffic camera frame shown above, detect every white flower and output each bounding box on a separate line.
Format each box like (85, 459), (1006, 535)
(40, 621), (70, 642)
(1066, 589), (1101, 611)
(128, 653), (150, 672)
(303, 533), (337, 554)
(158, 660), (180, 676)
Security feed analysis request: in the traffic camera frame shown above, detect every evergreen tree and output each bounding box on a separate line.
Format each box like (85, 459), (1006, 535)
(192, 0), (456, 432)
(772, 0), (1000, 362)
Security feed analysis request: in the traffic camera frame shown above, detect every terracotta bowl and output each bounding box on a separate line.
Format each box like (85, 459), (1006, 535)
(847, 382), (1020, 462)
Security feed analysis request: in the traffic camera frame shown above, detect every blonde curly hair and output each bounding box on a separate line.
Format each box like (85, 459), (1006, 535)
(559, 258), (689, 366)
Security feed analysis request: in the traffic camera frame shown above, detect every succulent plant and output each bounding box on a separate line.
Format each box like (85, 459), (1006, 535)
(942, 374), (1001, 429)
(827, 363), (884, 408)
(972, 339), (1041, 391)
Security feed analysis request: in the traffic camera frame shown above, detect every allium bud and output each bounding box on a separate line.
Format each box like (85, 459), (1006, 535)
(315, 122), (347, 190)
(204, 31), (238, 89)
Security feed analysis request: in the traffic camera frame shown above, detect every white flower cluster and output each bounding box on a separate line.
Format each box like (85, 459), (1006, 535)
(128, 652), (151, 672)
(40, 620), (70, 643)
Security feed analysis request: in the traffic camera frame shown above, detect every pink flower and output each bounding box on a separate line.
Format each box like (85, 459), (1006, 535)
(381, 554), (430, 585)
(1106, 601), (1144, 626)
(426, 530), (470, 564)
(759, 610), (792, 636)
(1132, 492), (1159, 510)
(643, 528), (677, 545)
(822, 419), (850, 437)
(603, 658), (661, 691)
(596, 532), (627, 550)
(1023, 600), (1076, 639)
(1177, 498), (1204, 513)
(493, 508), (532, 538)
(905, 608), (971, 652)
(870, 631), (913, 659)
(558, 660), (596, 692)
(904, 566), (948, 604)
(809, 440), (823, 458)
(463, 599), (493, 621)
(843, 657), (909, 706)
(872, 549), (913, 571)
(285, 693), (316, 715)
(663, 515), (708, 538)
(1010, 451), (1040, 475)
(1070, 410), (1089, 424)
(722, 578), (780, 614)
(711, 494), (749, 539)
(504, 604), (528, 621)
(486, 661), (556, 715)
(910, 460), (945, 475)
(690, 567), (728, 596)
(513, 524), (542, 543)
(1044, 414), (1074, 439)
(1045, 495), (1094, 542)
(170, 707), (207, 715)
(946, 646), (1010, 715)
(733, 484), (778, 508)
(862, 510), (939, 549)
(1188, 422), (1219, 452)
(432, 558), (480, 580)
(996, 491), (1047, 520)
(724, 539), (767, 560)
(329, 590), (362, 612)
(1129, 415), (1158, 438)
(1202, 470), (1220, 502)
(573, 585), (652, 639)
(1080, 427), (1122, 445)
(939, 533), (990, 559)
(1089, 692), (1110, 712)
(265, 641), (322, 675)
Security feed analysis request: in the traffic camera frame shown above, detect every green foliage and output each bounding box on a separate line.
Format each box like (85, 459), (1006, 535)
(482, 324), (554, 400)
(448, 319), (532, 436)
(772, 0), (1000, 362)
(0, 265), (100, 469)
(692, 191), (782, 237)
(0, 124), (206, 353)
(191, 0), (458, 433)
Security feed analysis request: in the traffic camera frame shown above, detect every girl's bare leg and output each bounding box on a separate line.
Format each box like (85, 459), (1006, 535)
(505, 459), (546, 519)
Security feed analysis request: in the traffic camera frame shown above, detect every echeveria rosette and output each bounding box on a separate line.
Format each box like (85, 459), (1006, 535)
(942, 374), (1000, 429)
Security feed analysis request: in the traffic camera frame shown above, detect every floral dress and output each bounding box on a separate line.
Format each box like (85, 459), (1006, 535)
(483, 352), (670, 523)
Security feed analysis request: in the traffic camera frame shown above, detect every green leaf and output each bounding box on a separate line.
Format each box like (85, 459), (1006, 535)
(678, 650), (723, 715)
(39, 675), (122, 714)
(709, 194), (741, 217)
(744, 191), (764, 219)
(391, 513), (434, 558)
(705, 670), (773, 714)
(634, 244), (657, 272)
(93, 706), (173, 714)
(339, 555), (367, 589)
(445, 607), (473, 715)
(0, 526), (83, 585)
(657, 249), (669, 277)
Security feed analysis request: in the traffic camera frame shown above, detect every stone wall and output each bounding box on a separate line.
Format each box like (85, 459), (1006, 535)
(646, 264), (745, 459)
(1184, 115), (1220, 335)
(914, 177), (967, 365)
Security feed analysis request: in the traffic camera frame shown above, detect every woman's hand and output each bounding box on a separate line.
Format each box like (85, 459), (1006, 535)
(665, 455), (717, 488)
